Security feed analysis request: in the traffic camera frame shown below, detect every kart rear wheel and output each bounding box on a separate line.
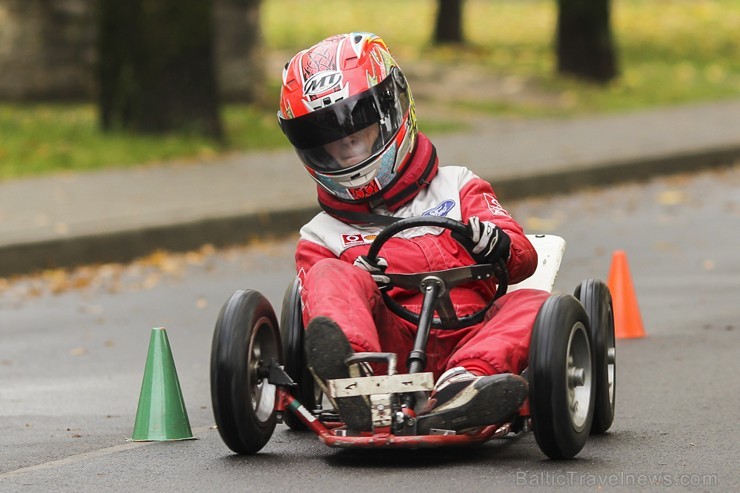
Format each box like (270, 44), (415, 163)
(529, 294), (595, 459)
(575, 279), (616, 434)
(210, 289), (281, 454)
(279, 278), (320, 431)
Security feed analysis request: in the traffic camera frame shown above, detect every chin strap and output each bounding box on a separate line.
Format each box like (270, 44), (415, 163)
(383, 143), (437, 210)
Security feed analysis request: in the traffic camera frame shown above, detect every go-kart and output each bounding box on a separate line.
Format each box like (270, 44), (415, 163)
(210, 216), (616, 459)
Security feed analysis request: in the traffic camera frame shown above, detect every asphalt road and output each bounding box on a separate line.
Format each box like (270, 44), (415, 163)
(1, 165), (738, 491)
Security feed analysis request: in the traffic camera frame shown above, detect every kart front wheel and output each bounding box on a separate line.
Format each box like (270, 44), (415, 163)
(575, 279), (616, 434)
(529, 294), (595, 459)
(210, 289), (281, 454)
(279, 278), (320, 431)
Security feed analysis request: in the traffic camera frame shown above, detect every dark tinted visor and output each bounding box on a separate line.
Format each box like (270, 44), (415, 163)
(279, 68), (410, 173)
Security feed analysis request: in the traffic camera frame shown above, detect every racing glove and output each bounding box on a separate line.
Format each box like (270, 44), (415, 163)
(452, 216), (511, 265)
(353, 255), (390, 289)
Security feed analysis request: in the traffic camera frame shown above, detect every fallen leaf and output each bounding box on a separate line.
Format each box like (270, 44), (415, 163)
(54, 222), (70, 235)
(656, 190), (687, 205)
(78, 304), (104, 315)
(141, 273), (160, 290)
(654, 241), (678, 252)
(69, 347), (88, 356)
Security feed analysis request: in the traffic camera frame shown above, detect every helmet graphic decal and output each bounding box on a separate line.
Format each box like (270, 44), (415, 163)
(303, 71), (343, 96)
(375, 46), (397, 76)
(301, 38), (339, 80)
(348, 179), (381, 201)
(349, 32), (374, 57)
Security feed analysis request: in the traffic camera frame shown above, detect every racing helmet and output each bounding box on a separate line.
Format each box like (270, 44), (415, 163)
(278, 33), (417, 203)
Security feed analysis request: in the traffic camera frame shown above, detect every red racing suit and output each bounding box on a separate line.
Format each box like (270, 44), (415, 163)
(295, 140), (549, 379)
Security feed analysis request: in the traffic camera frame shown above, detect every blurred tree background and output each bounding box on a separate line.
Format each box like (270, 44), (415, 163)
(1, 0), (739, 179)
(431, 0), (619, 83)
(97, 0), (223, 139)
(556, 0), (618, 83)
(434, 0), (465, 44)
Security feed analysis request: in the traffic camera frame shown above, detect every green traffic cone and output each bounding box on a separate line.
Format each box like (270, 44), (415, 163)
(131, 327), (194, 441)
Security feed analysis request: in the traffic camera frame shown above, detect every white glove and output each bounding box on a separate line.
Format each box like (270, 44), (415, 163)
(353, 255), (388, 273)
(453, 216), (511, 264)
(353, 255), (390, 288)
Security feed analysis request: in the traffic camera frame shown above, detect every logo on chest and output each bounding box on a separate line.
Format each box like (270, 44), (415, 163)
(341, 233), (378, 247)
(422, 199), (456, 217)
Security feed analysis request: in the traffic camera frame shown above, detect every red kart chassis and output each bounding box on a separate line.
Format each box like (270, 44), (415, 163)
(265, 356), (531, 449)
(282, 391), (521, 448)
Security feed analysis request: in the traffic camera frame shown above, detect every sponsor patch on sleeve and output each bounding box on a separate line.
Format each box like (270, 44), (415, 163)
(484, 193), (511, 217)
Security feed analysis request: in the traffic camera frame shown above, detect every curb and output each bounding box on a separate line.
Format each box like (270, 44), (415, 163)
(489, 144), (740, 202)
(0, 207), (319, 278)
(1, 146), (739, 278)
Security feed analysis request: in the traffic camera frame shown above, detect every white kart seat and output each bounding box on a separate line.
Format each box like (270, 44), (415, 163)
(507, 234), (566, 293)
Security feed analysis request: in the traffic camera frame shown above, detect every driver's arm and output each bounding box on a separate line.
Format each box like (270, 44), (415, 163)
(458, 174), (538, 284)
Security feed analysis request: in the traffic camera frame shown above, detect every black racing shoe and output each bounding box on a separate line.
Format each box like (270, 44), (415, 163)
(416, 367), (528, 434)
(304, 316), (372, 431)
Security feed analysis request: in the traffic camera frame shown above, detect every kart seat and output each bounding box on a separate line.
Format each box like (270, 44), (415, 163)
(507, 234), (565, 294)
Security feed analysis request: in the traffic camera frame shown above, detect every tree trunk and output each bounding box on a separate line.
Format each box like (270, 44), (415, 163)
(97, 0), (223, 139)
(214, 0), (265, 102)
(556, 0), (618, 83)
(434, 0), (465, 44)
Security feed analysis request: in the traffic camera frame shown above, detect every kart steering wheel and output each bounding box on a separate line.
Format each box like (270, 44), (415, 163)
(365, 216), (508, 330)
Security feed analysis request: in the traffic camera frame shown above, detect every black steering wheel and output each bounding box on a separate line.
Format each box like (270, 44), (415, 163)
(365, 216), (508, 330)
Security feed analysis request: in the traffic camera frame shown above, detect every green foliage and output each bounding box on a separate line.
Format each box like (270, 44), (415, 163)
(0, 104), (279, 180)
(2, 0), (740, 179)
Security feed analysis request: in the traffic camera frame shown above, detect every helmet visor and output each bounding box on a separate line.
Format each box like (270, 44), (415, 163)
(279, 68), (410, 174)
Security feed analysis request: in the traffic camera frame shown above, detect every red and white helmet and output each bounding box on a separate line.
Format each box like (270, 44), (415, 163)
(278, 33), (417, 203)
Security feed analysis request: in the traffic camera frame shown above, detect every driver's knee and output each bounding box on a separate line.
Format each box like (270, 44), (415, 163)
(306, 258), (377, 289)
(303, 258), (382, 318)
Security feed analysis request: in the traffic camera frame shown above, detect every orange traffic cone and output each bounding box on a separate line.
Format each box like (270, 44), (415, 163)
(607, 250), (646, 339)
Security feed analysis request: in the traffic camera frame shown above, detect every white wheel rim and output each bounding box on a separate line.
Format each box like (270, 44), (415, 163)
(566, 322), (593, 431)
(249, 320), (277, 422)
(607, 307), (616, 406)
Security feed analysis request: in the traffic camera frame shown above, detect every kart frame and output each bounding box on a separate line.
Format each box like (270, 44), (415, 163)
(210, 216), (615, 458)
